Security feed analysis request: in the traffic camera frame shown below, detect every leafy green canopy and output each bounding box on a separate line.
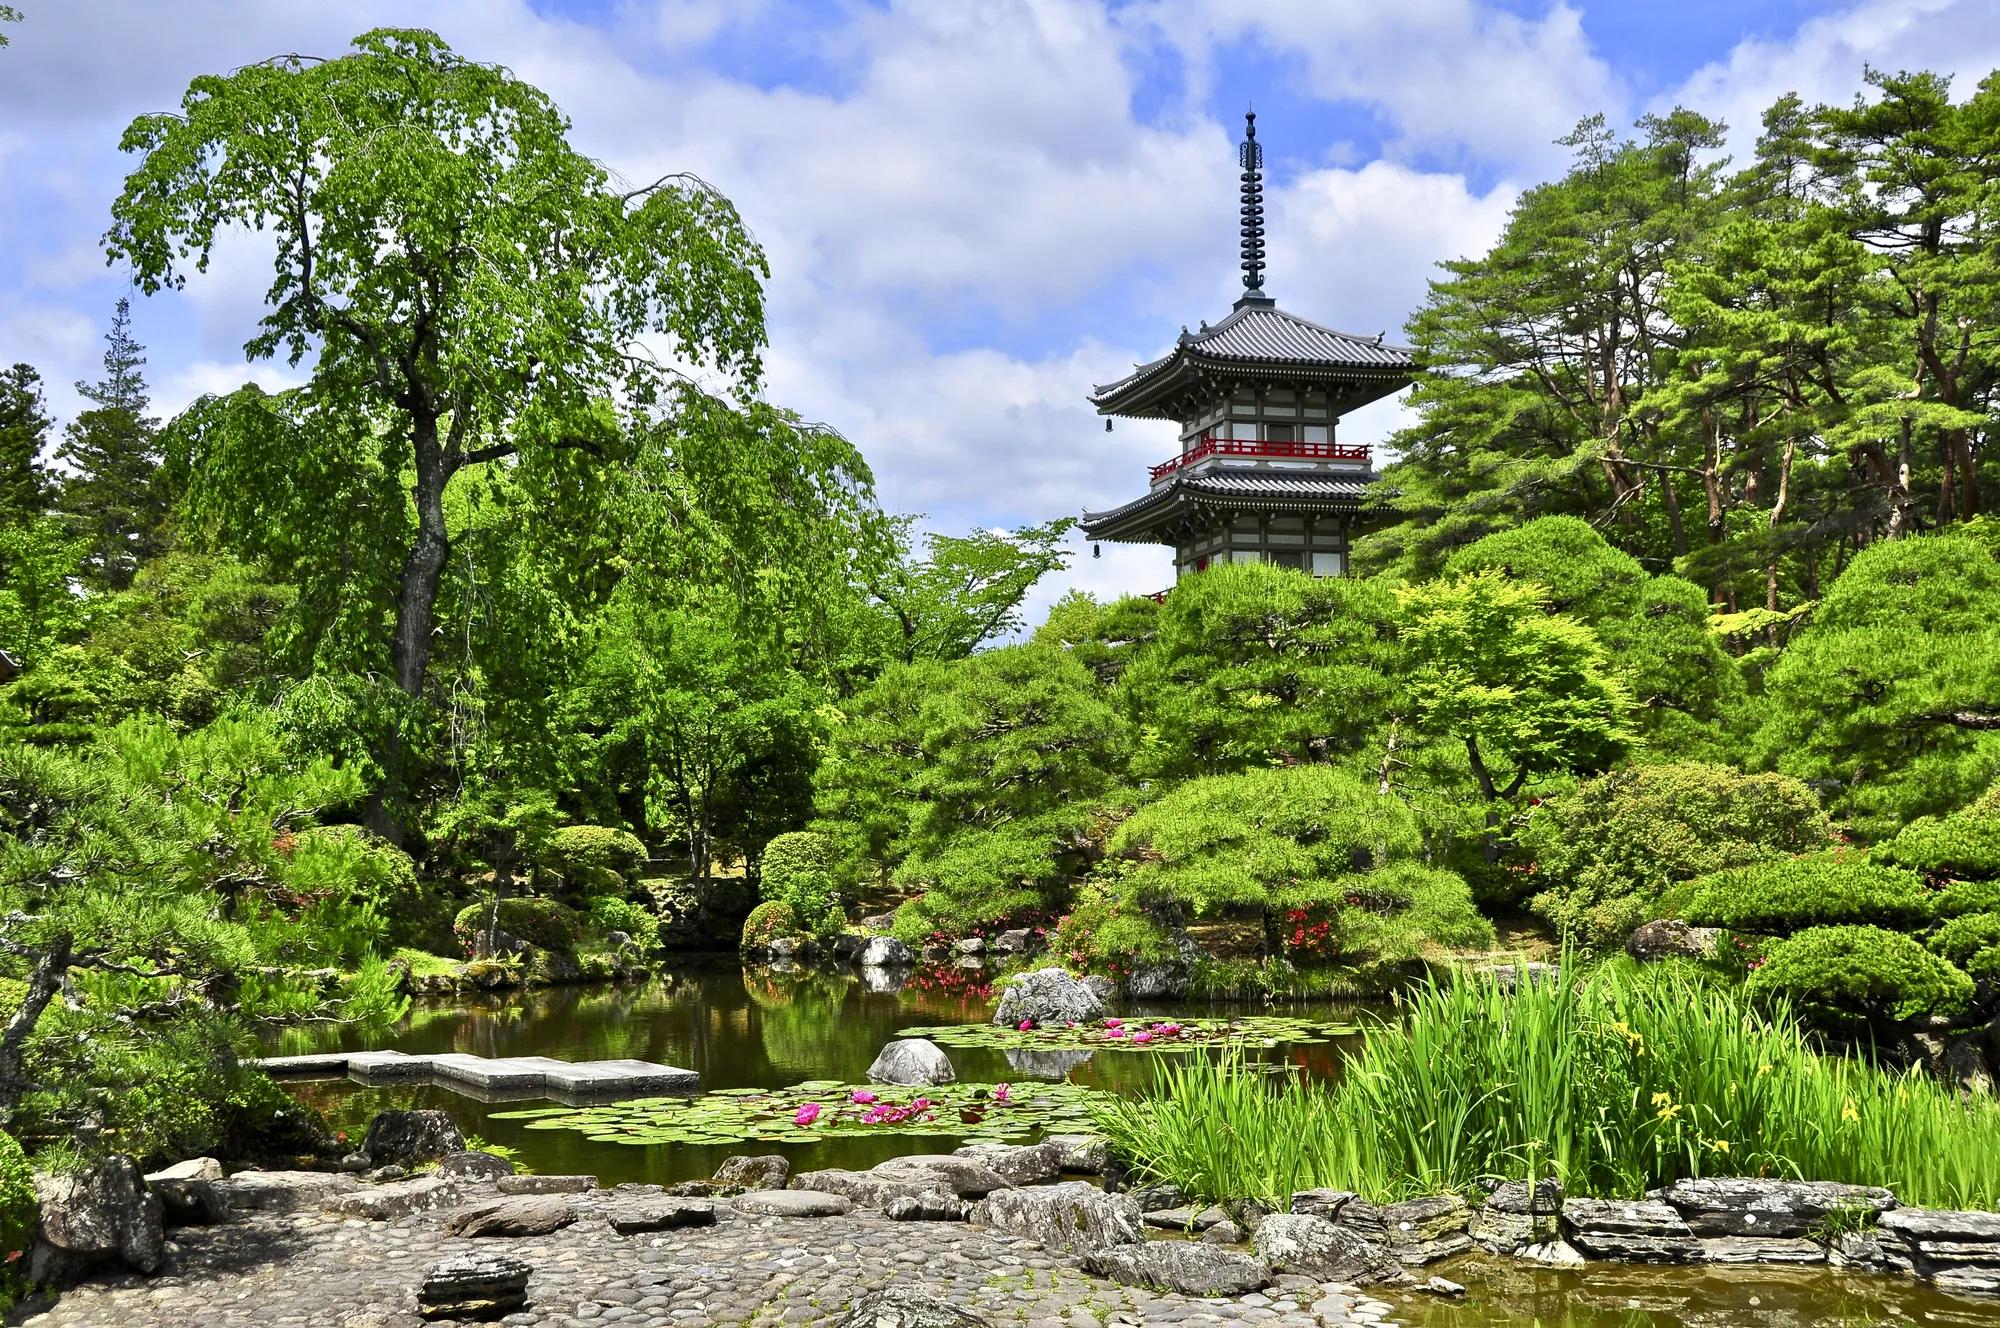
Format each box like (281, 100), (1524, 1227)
(1525, 762), (1834, 948)
(1680, 852), (1936, 934)
(1103, 765), (1493, 964)
(55, 300), (167, 591)
(1748, 925), (1974, 1021)
(1755, 533), (2000, 834)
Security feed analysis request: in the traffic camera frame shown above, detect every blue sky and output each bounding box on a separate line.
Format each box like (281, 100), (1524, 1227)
(3, 0), (1997, 610)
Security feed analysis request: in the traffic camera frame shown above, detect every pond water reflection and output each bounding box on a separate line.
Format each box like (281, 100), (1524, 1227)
(269, 961), (1991, 1328)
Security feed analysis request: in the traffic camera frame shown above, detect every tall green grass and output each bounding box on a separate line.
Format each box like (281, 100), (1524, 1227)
(1092, 959), (2000, 1209)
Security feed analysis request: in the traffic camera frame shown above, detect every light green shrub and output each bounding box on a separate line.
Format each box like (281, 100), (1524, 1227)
(0, 1131), (33, 1309)
(585, 895), (660, 952)
(741, 900), (799, 951)
(1747, 925), (1973, 1020)
(543, 825), (647, 889)
(1682, 853), (1935, 935)
(758, 830), (845, 937)
(1876, 812), (2000, 880)
(1929, 912), (2000, 967)
(451, 897), (580, 954)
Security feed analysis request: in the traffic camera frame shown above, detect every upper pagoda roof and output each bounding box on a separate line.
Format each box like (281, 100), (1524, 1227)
(1090, 295), (1416, 420)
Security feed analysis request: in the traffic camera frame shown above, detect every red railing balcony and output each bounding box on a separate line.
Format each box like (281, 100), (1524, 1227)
(1150, 434), (1372, 483)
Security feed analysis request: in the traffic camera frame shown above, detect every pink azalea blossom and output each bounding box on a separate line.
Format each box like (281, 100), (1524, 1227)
(850, 1090), (877, 1105)
(795, 1103), (821, 1127)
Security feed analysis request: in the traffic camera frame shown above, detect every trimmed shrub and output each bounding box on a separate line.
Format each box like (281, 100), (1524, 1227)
(758, 830), (845, 937)
(741, 900), (799, 951)
(452, 897), (581, 954)
(1747, 925), (1974, 1020)
(1525, 763), (1833, 949)
(0, 1131), (32, 1309)
(585, 895), (660, 952)
(1876, 813), (2000, 881)
(1929, 910), (2000, 966)
(1682, 853), (1935, 935)
(1938, 877), (2000, 917)
(543, 825), (647, 888)
(1055, 890), (1176, 976)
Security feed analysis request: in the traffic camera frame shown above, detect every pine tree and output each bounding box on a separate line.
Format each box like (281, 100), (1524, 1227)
(0, 362), (52, 527)
(56, 299), (165, 589)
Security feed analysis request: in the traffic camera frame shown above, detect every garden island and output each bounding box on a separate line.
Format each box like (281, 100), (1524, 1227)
(1, 20), (1999, 1328)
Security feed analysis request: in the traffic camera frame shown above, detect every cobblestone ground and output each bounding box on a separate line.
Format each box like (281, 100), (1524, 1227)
(12, 1189), (1401, 1328)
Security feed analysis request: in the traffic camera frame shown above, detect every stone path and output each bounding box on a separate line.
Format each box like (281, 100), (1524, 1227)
(256, 1051), (700, 1101)
(13, 1187), (1400, 1328)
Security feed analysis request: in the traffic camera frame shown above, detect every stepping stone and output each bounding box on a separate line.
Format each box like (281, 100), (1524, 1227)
(420, 1252), (531, 1320)
(606, 1198), (717, 1234)
(496, 1174), (596, 1195)
(217, 1171), (361, 1213)
(444, 1195), (578, 1237)
(733, 1190), (854, 1217)
(324, 1176), (472, 1221)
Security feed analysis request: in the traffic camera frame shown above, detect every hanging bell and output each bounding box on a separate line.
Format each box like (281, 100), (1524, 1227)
(1093, 544), (1101, 559)
(1104, 418), (1113, 432)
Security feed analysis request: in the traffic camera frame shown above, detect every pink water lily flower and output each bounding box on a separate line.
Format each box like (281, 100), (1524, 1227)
(1018, 1019), (1035, 1031)
(1105, 1029), (1126, 1039)
(1104, 1017), (1123, 1028)
(993, 1083), (1011, 1102)
(1131, 1031), (1154, 1044)
(850, 1090), (877, 1105)
(795, 1103), (821, 1126)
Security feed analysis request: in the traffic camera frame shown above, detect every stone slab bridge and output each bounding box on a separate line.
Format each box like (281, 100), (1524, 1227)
(256, 1050), (699, 1103)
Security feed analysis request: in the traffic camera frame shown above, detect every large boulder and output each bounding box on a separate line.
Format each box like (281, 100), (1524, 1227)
(968, 1181), (1143, 1256)
(1470, 1177), (1562, 1253)
(149, 1177), (229, 1228)
(1253, 1214), (1407, 1287)
(437, 1150), (517, 1181)
(1124, 962), (1190, 1000)
(861, 937), (916, 968)
(952, 1142), (1063, 1187)
(713, 1154), (790, 1191)
(839, 1287), (989, 1328)
(146, 1158), (224, 1184)
(1087, 1243), (1271, 1296)
(991, 968), (1106, 1028)
(870, 1155), (1013, 1199)
(1878, 1207), (2000, 1296)
(30, 1157), (166, 1286)
(361, 1109), (465, 1169)
(444, 1195), (578, 1238)
(420, 1252), (532, 1321)
(1626, 919), (1719, 963)
(1560, 1199), (1702, 1263)
(867, 1039), (957, 1086)
(884, 1191), (968, 1222)
(1337, 1194), (1472, 1265)
(1649, 1177), (1896, 1239)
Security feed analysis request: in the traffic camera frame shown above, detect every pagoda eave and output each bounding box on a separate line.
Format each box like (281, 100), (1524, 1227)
(1081, 471), (1378, 544)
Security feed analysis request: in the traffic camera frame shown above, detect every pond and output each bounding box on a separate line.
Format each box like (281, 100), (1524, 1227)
(268, 960), (1991, 1328)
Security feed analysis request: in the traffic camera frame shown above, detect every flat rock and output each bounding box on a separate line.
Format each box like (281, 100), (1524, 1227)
(218, 1170), (362, 1213)
(606, 1198), (717, 1234)
(443, 1195), (578, 1238)
(1254, 1213), (1408, 1287)
(361, 1109), (465, 1169)
(1040, 1134), (1113, 1174)
(419, 1251), (531, 1321)
(867, 1038), (957, 1086)
(1879, 1206), (2000, 1280)
(839, 1286), (989, 1328)
(1143, 1205), (1227, 1232)
(495, 1174), (596, 1195)
(1650, 1177), (1896, 1238)
(1700, 1236), (1826, 1264)
(734, 1189), (854, 1217)
(1562, 1199), (1701, 1264)
(884, 1191), (968, 1222)
(870, 1155), (1013, 1198)
(1125, 1182), (1188, 1213)
(969, 1181), (1144, 1255)
(1517, 1239), (1586, 1267)
(1484, 1177), (1564, 1215)
(952, 1142), (1062, 1187)
(146, 1157), (224, 1184)
(792, 1169), (952, 1208)
(324, 1176), (472, 1221)
(991, 967), (1104, 1028)
(1290, 1189), (1357, 1221)
(713, 1154), (790, 1190)
(150, 1177), (229, 1227)
(1087, 1242), (1272, 1296)
(436, 1150), (516, 1181)
(1377, 1195), (1472, 1264)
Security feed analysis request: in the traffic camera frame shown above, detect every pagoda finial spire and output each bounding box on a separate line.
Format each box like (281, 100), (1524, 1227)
(1237, 110), (1266, 300)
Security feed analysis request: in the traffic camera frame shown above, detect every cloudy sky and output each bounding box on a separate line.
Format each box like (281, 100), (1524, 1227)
(4, 0), (1999, 614)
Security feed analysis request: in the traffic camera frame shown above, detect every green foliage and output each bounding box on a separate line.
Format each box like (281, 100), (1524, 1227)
(1682, 853), (1935, 934)
(869, 517), (1074, 663)
(758, 830), (845, 937)
(1053, 891), (1176, 974)
(1939, 877), (2000, 918)
(53, 300), (166, 590)
(1748, 925), (1974, 1020)
(451, 897), (580, 954)
(543, 825), (647, 889)
(1095, 961), (2000, 1209)
(1756, 533), (2000, 835)
(740, 900), (799, 951)
(0, 1130), (31, 1307)
(584, 895), (660, 952)
(1526, 763), (1834, 948)
(0, 363), (52, 527)
(1117, 562), (1401, 779)
(1876, 807), (2000, 881)
(1104, 765), (1492, 964)
(1929, 912), (2000, 968)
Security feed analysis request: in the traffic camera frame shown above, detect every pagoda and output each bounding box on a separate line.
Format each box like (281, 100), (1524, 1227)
(1081, 113), (1414, 579)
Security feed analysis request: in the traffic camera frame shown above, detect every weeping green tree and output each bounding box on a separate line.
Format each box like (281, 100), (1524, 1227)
(108, 28), (770, 835)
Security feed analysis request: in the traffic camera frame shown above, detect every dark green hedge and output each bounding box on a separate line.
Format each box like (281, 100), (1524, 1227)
(1682, 853), (1934, 934)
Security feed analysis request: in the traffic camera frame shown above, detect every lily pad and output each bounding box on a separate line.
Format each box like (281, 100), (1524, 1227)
(900, 1014), (1358, 1053)
(508, 1078), (1112, 1148)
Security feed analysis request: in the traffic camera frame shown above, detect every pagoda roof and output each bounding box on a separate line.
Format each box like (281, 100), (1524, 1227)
(1091, 295), (1415, 420)
(1081, 469), (1377, 544)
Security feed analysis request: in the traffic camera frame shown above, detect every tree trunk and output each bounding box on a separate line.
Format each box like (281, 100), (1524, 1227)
(0, 931), (71, 1119)
(1887, 418), (1915, 540)
(392, 413), (453, 698)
